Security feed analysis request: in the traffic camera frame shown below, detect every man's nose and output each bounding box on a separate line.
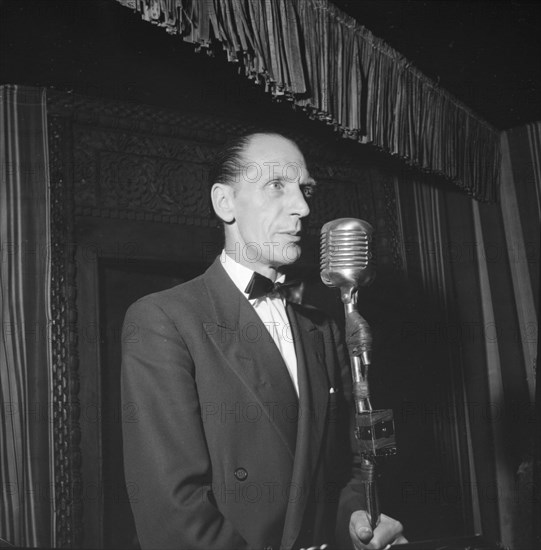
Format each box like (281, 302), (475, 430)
(290, 186), (310, 218)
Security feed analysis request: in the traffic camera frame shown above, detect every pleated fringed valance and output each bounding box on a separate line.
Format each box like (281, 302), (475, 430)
(115, 0), (501, 201)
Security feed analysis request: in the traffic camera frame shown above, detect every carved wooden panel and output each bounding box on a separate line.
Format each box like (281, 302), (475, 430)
(309, 166), (374, 223)
(70, 126), (387, 234)
(72, 126), (213, 221)
(48, 91), (401, 238)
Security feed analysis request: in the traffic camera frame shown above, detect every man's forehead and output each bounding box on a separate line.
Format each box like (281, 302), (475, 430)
(243, 134), (303, 161)
(239, 134), (311, 181)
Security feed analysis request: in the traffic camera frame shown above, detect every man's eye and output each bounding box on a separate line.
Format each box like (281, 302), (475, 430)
(301, 185), (315, 198)
(269, 180), (284, 190)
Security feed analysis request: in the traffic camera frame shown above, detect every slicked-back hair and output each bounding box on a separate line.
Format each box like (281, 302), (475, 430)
(207, 133), (253, 219)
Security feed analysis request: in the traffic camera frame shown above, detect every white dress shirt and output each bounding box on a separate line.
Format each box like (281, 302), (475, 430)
(220, 250), (299, 396)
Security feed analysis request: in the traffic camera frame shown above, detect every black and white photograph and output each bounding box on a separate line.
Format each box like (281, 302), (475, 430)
(1, 1), (539, 549)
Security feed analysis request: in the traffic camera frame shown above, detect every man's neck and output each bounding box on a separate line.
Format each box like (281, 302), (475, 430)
(223, 250), (280, 281)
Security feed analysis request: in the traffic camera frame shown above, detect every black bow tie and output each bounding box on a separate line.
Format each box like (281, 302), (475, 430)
(244, 272), (299, 300)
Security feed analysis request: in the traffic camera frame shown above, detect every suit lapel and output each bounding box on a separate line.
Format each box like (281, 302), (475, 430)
(280, 303), (329, 550)
(202, 258), (298, 458)
(202, 259), (332, 548)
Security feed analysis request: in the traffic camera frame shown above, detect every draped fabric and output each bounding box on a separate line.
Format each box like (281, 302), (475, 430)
(114, 0), (501, 202)
(398, 178), (482, 536)
(500, 122), (540, 394)
(396, 121), (539, 549)
(0, 85), (52, 547)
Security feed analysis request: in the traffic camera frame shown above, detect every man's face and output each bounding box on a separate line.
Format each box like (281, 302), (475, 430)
(225, 134), (314, 275)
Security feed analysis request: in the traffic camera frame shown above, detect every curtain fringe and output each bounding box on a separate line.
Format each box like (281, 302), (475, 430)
(115, 0), (501, 202)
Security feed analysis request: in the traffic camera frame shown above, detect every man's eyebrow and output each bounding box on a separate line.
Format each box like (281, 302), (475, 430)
(301, 177), (317, 187)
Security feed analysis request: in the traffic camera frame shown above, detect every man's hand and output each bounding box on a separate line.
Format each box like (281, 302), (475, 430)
(349, 511), (407, 550)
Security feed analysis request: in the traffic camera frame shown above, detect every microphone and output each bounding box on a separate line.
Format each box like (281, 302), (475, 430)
(320, 217), (376, 302)
(320, 218), (396, 531)
(320, 218), (375, 391)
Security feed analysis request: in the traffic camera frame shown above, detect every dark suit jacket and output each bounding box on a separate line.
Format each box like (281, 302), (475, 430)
(121, 258), (365, 550)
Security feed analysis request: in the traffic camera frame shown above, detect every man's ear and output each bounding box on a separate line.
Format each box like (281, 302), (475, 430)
(211, 183), (235, 223)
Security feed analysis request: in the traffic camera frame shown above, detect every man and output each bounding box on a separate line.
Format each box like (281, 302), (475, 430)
(121, 132), (406, 549)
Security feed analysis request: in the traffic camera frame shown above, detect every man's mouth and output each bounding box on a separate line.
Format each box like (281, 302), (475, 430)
(281, 231), (302, 241)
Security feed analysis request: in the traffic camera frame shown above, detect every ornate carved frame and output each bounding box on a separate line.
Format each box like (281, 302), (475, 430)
(48, 108), (83, 547)
(46, 90), (406, 546)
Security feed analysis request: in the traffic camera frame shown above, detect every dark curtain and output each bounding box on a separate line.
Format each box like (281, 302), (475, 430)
(0, 85), (52, 547)
(395, 121), (540, 548)
(114, 0), (500, 201)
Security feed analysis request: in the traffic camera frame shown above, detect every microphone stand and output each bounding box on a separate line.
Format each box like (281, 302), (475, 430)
(341, 286), (396, 530)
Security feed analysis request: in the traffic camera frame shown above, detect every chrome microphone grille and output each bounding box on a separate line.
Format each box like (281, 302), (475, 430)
(320, 218), (375, 289)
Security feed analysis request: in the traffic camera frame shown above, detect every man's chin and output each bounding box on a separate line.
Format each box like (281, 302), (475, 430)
(279, 243), (302, 265)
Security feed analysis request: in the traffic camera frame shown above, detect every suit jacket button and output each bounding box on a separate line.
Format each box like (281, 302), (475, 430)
(234, 467), (248, 481)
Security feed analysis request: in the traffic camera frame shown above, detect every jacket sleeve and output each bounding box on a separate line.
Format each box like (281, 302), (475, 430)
(121, 298), (253, 550)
